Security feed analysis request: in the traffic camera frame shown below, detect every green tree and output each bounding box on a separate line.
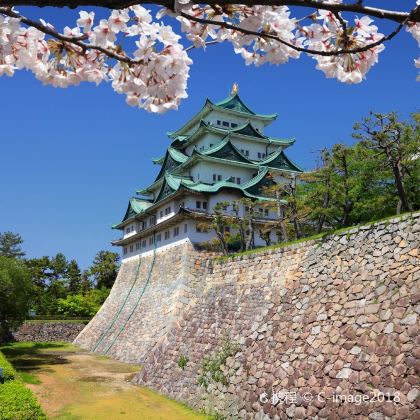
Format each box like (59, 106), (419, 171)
(80, 270), (93, 294)
(0, 256), (32, 338)
(66, 259), (82, 294)
(353, 112), (420, 214)
(50, 253), (68, 281)
(90, 251), (120, 289)
(25, 256), (51, 315)
(197, 202), (231, 255)
(0, 232), (25, 259)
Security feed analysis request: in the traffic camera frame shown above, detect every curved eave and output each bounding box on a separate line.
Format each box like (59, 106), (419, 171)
(212, 95), (278, 122)
(167, 100), (213, 139)
(152, 156), (165, 165)
(259, 149), (304, 172)
(136, 177), (164, 195)
(172, 150), (303, 177)
(172, 120), (292, 151)
(112, 198), (153, 230)
(168, 96), (278, 139)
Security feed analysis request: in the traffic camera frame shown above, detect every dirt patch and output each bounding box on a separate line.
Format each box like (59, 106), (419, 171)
(1, 342), (207, 420)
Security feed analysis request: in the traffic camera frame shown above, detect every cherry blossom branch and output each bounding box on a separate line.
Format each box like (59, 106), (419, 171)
(0, 7), (142, 64)
(180, 11), (408, 57)
(0, 1), (418, 24)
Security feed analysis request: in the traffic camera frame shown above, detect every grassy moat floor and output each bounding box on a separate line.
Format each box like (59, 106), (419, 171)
(0, 342), (208, 420)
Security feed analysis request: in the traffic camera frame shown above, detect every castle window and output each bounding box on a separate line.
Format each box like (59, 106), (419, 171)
(165, 206), (171, 215)
(196, 201), (201, 209)
(160, 210), (163, 218)
(164, 231), (170, 240)
(142, 240), (146, 247)
(264, 209), (269, 217)
(149, 236), (154, 245)
(126, 227), (130, 234)
(124, 247), (127, 254)
(135, 242), (140, 250)
(174, 227), (179, 237)
(217, 175), (222, 181)
(236, 177), (241, 184)
(231, 123), (238, 128)
(203, 202), (208, 210)
(212, 174), (216, 182)
(217, 120), (221, 125)
(209, 143), (213, 147)
(184, 224), (188, 233)
(130, 245), (134, 252)
(156, 234), (162, 242)
(222, 121), (229, 127)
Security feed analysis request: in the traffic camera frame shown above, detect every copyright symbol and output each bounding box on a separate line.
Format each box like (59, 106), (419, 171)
(303, 393), (313, 402)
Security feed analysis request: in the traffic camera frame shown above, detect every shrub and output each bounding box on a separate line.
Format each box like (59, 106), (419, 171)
(178, 354), (189, 370)
(0, 350), (16, 381)
(56, 288), (110, 317)
(197, 337), (239, 390)
(0, 380), (46, 419)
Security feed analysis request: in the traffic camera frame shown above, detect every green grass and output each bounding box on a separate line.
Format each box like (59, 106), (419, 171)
(0, 342), (80, 379)
(18, 371), (42, 385)
(0, 341), (79, 356)
(1, 342), (208, 419)
(25, 319), (88, 324)
(215, 210), (418, 262)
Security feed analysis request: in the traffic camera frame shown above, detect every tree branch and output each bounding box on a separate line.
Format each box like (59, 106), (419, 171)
(180, 10), (408, 57)
(0, 0), (418, 24)
(0, 7), (143, 65)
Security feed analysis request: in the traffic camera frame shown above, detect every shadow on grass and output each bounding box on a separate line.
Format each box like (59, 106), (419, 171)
(0, 342), (73, 374)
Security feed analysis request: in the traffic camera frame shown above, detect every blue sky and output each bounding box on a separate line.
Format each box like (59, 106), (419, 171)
(0, 5), (418, 269)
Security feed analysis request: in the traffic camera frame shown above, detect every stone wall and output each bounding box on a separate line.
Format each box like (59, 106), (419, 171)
(13, 322), (85, 342)
(132, 213), (420, 419)
(74, 242), (214, 363)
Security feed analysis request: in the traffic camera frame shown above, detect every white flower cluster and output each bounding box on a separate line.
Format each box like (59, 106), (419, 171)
(407, 22), (420, 81)
(0, 2), (419, 113)
(0, 7), (192, 113)
(176, 5), (300, 66)
(300, 12), (385, 84)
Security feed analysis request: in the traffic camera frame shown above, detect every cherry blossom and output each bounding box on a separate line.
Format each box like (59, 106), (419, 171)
(76, 11), (94, 32)
(300, 11), (385, 83)
(0, 2), (418, 113)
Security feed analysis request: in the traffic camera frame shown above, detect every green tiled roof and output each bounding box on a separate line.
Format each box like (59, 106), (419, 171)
(171, 120), (294, 150)
(168, 94), (277, 139)
(260, 149), (304, 172)
(114, 197), (153, 227)
(212, 93), (277, 120)
(154, 169), (276, 203)
(199, 138), (251, 163)
(153, 147), (189, 183)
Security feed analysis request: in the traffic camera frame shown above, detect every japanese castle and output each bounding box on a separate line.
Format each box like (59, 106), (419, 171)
(113, 85), (303, 259)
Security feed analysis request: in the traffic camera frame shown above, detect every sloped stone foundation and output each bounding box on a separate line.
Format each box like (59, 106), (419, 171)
(76, 213), (419, 418)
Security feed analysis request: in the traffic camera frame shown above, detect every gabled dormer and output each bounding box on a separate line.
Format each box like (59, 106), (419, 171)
(167, 87), (277, 140)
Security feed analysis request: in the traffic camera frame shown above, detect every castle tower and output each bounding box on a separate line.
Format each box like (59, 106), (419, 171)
(112, 88), (303, 259)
